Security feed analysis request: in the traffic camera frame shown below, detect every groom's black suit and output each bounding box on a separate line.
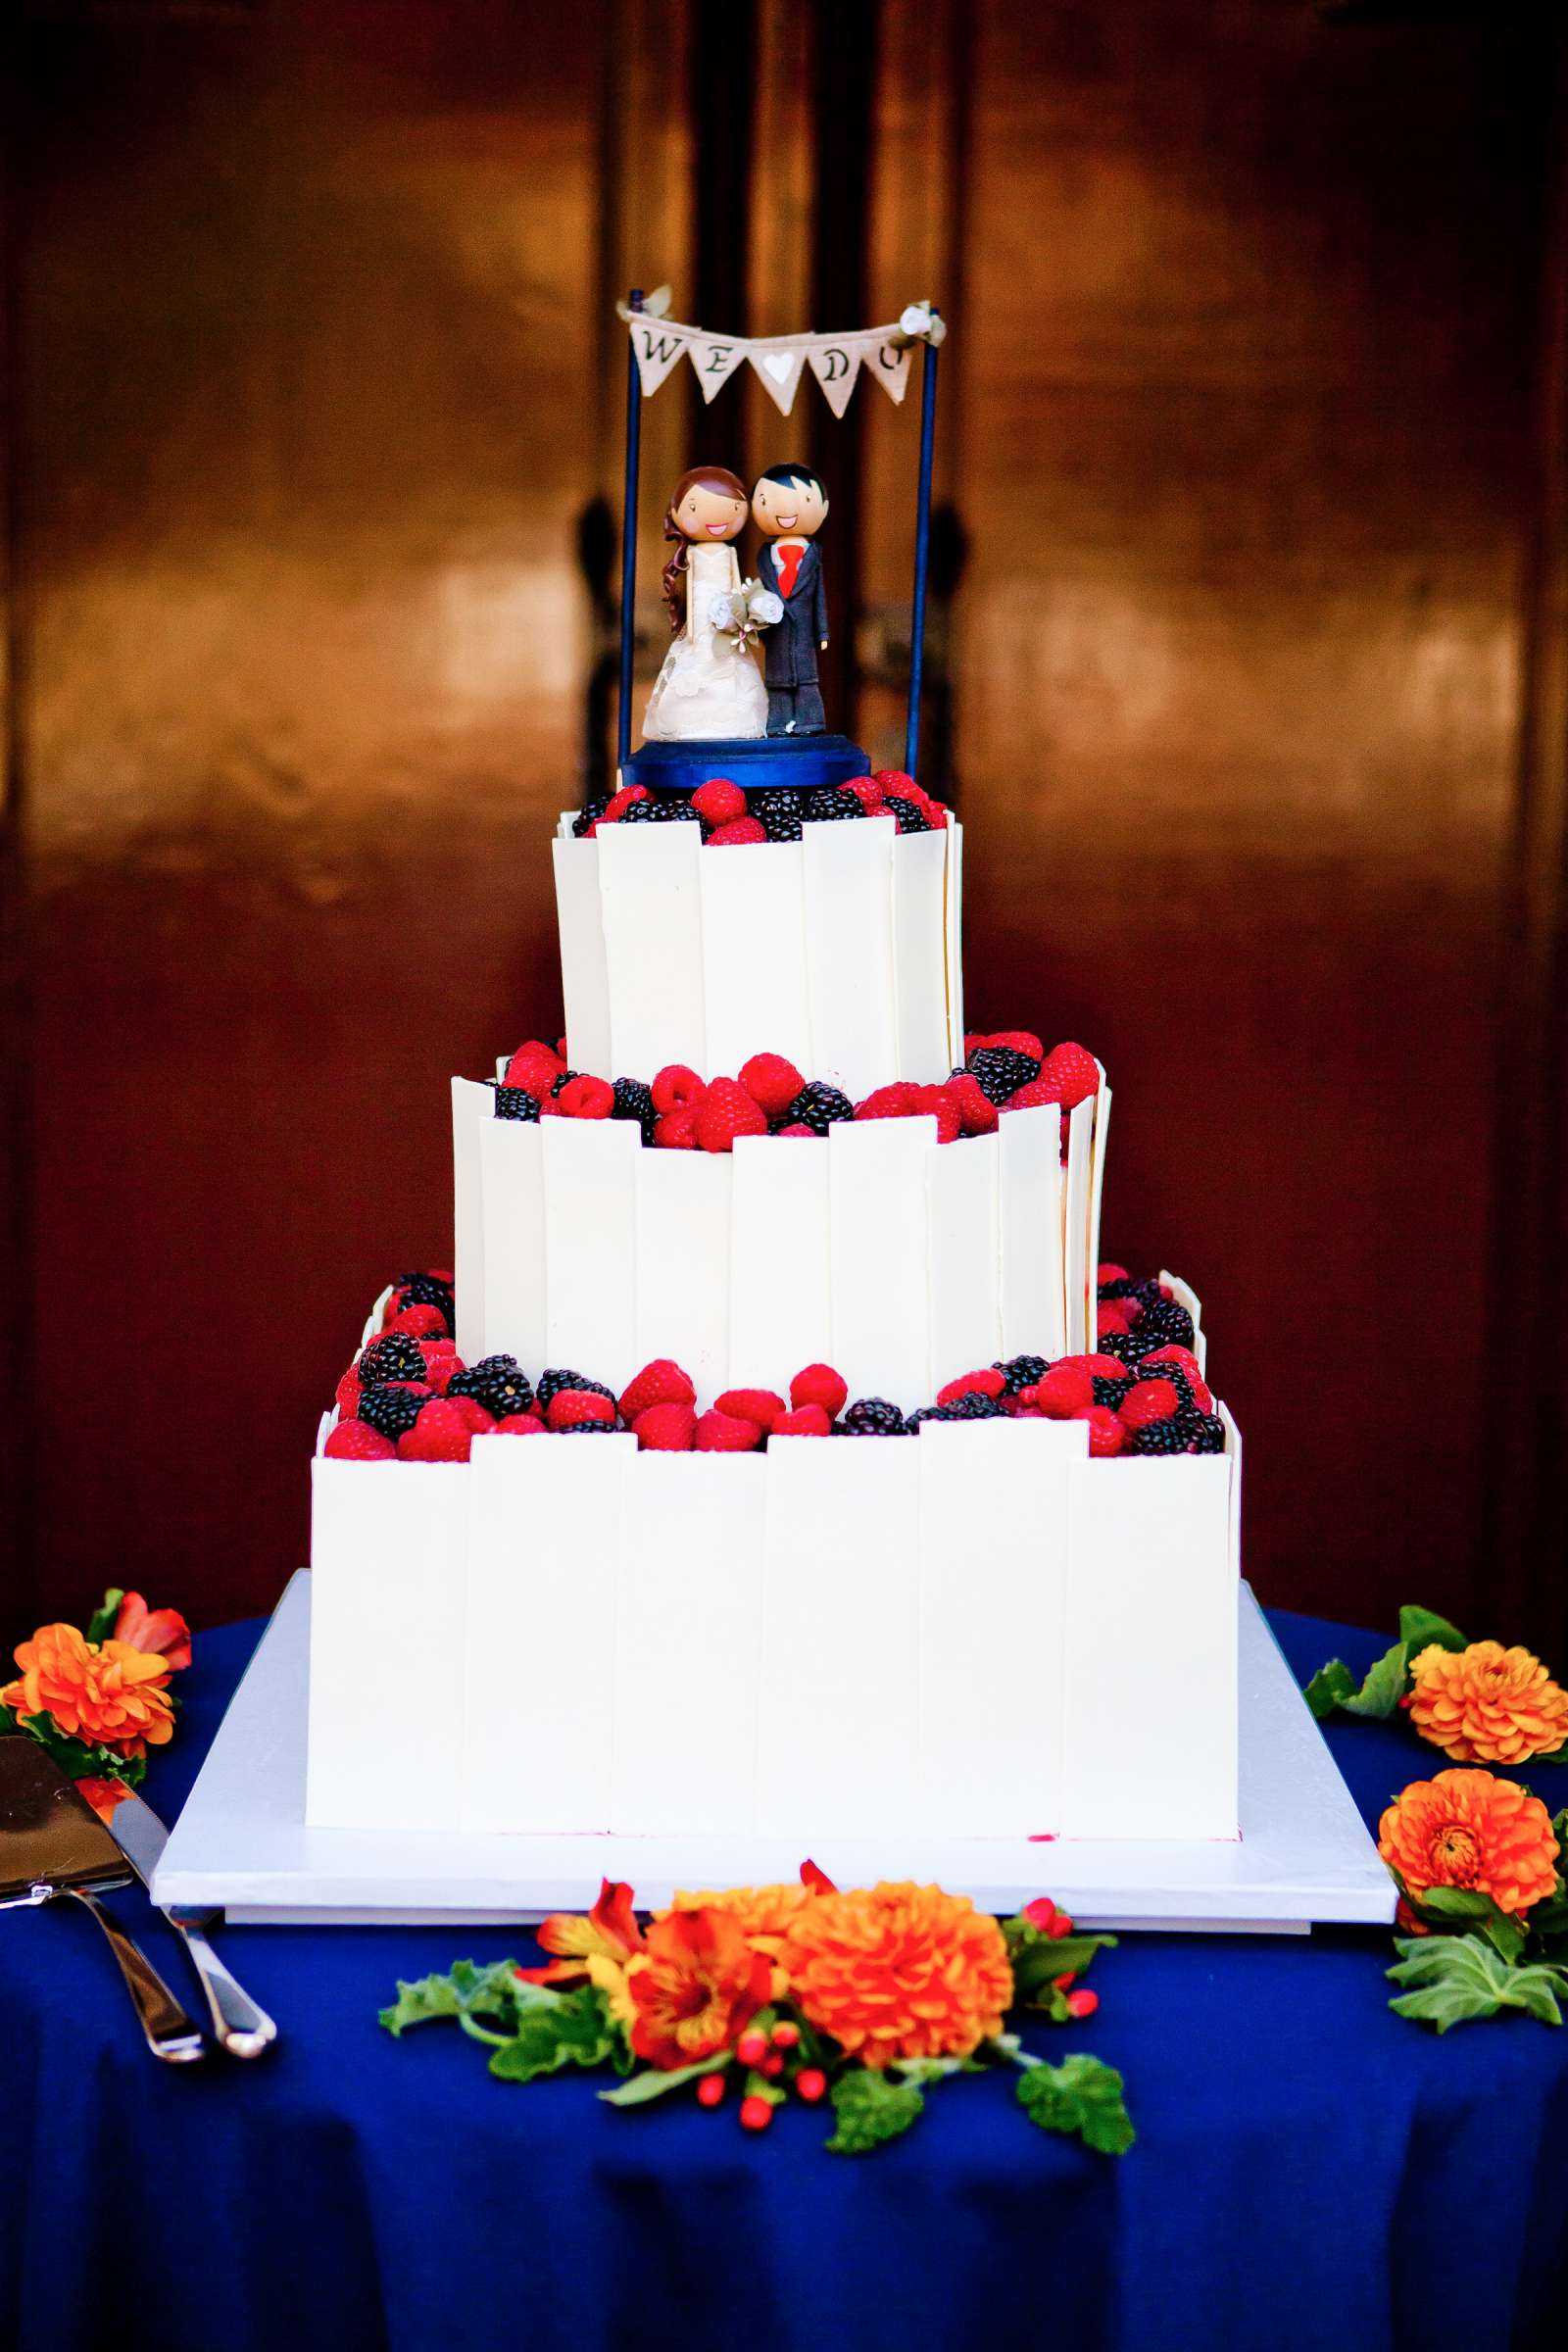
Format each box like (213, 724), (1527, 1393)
(757, 539), (827, 737)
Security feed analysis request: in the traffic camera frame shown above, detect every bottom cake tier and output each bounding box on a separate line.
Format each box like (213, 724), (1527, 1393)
(306, 1271), (1242, 1851)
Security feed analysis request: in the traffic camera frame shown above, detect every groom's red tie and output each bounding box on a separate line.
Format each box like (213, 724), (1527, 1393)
(775, 544), (804, 600)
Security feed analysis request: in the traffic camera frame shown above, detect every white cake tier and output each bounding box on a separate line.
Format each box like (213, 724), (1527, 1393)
(452, 1072), (1111, 1405)
(553, 811), (963, 1097)
(307, 1397), (1240, 1844)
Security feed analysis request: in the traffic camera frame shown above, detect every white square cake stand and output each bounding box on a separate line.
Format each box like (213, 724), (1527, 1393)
(152, 1572), (1394, 1935)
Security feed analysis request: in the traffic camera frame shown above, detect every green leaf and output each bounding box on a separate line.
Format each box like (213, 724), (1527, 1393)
(1387, 1935), (1567, 2033)
(1305, 1640), (1409, 1721)
(1003, 1918), (1118, 2007)
(487, 1986), (619, 2084)
(1016, 2053), (1136, 2155)
(887, 2055), (980, 2083)
(1396, 1605), (1467, 1658)
(598, 2053), (728, 2106)
(1408, 1885), (1527, 1965)
(1304, 1661), (1356, 1720)
(825, 2068), (925, 2154)
(378, 1957), (524, 2037)
(85, 1590), (124, 1646)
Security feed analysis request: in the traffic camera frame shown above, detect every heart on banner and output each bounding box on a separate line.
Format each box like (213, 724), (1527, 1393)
(749, 343), (808, 415)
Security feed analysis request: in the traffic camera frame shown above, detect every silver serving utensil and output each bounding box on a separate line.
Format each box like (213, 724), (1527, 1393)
(101, 1785), (277, 2059)
(0, 1739), (206, 2062)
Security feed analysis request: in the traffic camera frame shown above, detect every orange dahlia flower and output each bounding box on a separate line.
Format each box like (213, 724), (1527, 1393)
(1379, 1768), (1560, 1916)
(623, 1907), (771, 2070)
(782, 1882), (1014, 2068)
(1406, 1641), (1568, 1766)
(664, 1881), (820, 1952)
(1, 1624), (174, 1760)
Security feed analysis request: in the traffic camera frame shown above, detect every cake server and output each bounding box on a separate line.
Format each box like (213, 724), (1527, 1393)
(0, 1737), (206, 2062)
(98, 1785), (277, 2058)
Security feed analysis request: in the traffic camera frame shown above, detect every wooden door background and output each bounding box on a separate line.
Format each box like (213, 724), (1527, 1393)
(4, 0), (1564, 1648)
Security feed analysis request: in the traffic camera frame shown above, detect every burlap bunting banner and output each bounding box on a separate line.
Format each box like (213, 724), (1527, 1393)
(616, 296), (945, 415)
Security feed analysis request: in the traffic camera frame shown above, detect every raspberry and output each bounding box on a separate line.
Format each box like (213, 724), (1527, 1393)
(335, 1365), (364, 1418)
(790, 1363), (848, 1417)
(843, 1398), (909, 1437)
(654, 1107), (699, 1149)
(1140, 1345), (1212, 1409)
(695, 1077), (768, 1152)
(855, 1082), (919, 1121)
(495, 1412), (547, 1436)
(968, 1044), (1042, 1103)
(360, 1333), (426, 1387)
(739, 1054), (806, 1120)
(1033, 1363), (1094, 1417)
(413, 1343), (463, 1396)
(323, 1419), (396, 1461)
(873, 768), (918, 798)
(633, 1401), (698, 1451)
(446, 1395), (498, 1435)
(535, 1368), (614, 1410)
(708, 817), (768, 846)
(692, 777), (747, 826)
(620, 1359), (697, 1422)
(943, 1071), (998, 1136)
(908, 1083), (961, 1143)
(600, 783), (651, 822)
(1000, 1077), (1062, 1116)
(652, 1064), (707, 1114)
(776, 1122), (815, 1137)
(1098, 1261), (1131, 1286)
(558, 1074), (614, 1120)
(783, 1081), (854, 1135)
(985, 1030), (1045, 1063)
(937, 1368), (1005, 1406)
(1037, 1042), (1101, 1109)
(1058, 1353), (1128, 1381)
(397, 1398), (475, 1463)
(504, 1042), (565, 1093)
(841, 775), (884, 809)
(545, 1389), (615, 1432)
(1097, 1302), (1133, 1339)
(1119, 1378), (1181, 1431)
(1072, 1404), (1127, 1458)
(695, 1407), (762, 1452)
(383, 1301), (450, 1340)
(716, 1387), (786, 1431)
(770, 1405), (832, 1438)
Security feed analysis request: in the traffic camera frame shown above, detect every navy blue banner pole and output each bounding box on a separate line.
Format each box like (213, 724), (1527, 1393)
(904, 318), (941, 779)
(615, 290), (644, 774)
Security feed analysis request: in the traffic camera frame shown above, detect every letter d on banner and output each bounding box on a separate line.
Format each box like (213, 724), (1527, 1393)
(808, 343), (861, 418)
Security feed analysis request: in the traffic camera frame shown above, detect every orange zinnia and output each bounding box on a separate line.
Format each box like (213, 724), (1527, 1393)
(1378, 1768), (1560, 1916)
(1, 1624), (174, 1760)
(1406, 1641), (1568, 1766)
(623, 1907), (771, 2070)
(782, 1882), (1014, 2069)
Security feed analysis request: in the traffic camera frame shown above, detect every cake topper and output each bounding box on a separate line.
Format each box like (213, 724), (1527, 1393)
(752, 464), (830, 738)
(643, 466), (781, 743)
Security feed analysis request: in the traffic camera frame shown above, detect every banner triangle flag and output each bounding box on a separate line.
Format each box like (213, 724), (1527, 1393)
(862, 334), (914, 406)
(687, 333), (750, 404)
(807, 340), (862, 418)
(628, 317), (692, 398)
(749, 342), (809, 416)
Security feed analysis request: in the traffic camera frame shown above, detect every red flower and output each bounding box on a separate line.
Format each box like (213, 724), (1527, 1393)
(625, 1908), (771, 2070)
(113, 1592), (192, 1673)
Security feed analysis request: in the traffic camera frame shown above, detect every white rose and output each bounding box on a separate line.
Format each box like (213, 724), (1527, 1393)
(750, 589), (784, 625)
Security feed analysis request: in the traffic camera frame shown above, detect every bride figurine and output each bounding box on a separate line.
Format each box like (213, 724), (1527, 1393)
(643, 466), (773, 741)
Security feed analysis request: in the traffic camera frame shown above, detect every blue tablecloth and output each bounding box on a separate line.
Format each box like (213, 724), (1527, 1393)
(3, 1605), (1566, 2352)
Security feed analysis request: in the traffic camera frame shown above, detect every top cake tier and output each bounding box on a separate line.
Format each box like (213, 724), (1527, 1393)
(553, 813), (963, 1096)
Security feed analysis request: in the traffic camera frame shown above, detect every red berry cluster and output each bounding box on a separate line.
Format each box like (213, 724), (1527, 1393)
(1019, 1895), (1101, 2021)
(695, 2017), (826, 2133)
(580, 768), (952, 843)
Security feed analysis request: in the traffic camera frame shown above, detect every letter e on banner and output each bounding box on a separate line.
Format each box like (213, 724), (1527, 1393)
(689, 334), (748, 403)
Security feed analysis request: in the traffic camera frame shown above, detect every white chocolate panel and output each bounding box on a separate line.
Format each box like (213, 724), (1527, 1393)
(478, 1117), (547, 1372)
(595, 821), (707, 1076)
(633, 1149), (732, 1402)
(828, 1114), (938, 1404)
(540, 1114), (641, 1390)
(451, 1077), (495, 1364)
(802, 817), (901, 1098)
(998, 1103), (1065, 1362)
(925, 1128), (1003, 1389)
(699, 842), (812, 1078)
(728, 1134), (833, 1396)
(552, 838), (612, 1079)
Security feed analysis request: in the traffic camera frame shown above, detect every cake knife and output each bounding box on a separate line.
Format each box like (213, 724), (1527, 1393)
(99, 1786), (277, 2059)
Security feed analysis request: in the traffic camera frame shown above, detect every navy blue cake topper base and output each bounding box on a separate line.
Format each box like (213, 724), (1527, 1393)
(621, 734), (871, 799)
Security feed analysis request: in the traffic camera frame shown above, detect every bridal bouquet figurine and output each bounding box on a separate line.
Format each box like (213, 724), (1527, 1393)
(708, 577), (784, 654)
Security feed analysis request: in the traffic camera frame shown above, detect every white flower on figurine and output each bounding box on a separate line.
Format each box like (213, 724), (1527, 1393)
(749, 587), (784, 625)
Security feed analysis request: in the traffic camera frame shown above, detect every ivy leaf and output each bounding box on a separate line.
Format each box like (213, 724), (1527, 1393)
(84, 1590), (124, 1646)
(1396, 1605), (1467, 1658)
(825, 2069), (925, 2154)
(1304, 1640), (1408, 1722)
(599, 2053), (727, 2106)
(378, 1958), (524, 2037)
(1387, 1935), (1567, 2033)
(487, 1986), (619, 2083)
(1016, 2053), (1136, 2155)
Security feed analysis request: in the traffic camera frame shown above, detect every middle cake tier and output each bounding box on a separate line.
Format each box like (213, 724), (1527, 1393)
(553, 811), (963, 1096)
(453, 1078), (1110, 1405)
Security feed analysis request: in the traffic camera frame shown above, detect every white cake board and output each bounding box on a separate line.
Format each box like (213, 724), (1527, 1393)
(153, 1573), (1395, 1935)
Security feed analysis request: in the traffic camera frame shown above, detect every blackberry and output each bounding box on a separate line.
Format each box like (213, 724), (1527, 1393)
(535, 1367), (616, 1411)
(558, 1419), (621, 1433)
(1094, 1330), (1141, 1364)
(611, 1076), (658, 1145)
(356, 1386), (427, 1444)
(1115, 1329), (1165, 1364)
(1184, 1411), (1227, 1454)
(759, 805), (804, 843)
(803, 788), (864, 823)
(967, 1044), (1042, 1105)
(1131, 1362), (1195, 1410)
(995, 1352), (1051, 1395)
(882, 794), (929, 836)
(1129, 1419), (1192, 1456)
(947, 1389), (1004, 1420)
(653, 797), (702, 822)
(572, 797), (610, 839)
(783, 1081), (855, 1135)
(1128, 1276), (1166, 1309)
(1134, 1298), (1196, 1351)
(617, 797), (662, 822)
(447, 1354), (534, 1420)
(393, 1271), (456, 1321)
(1097, 1276), (1140, 1302)
(843, 1397), (911, 1436)
(907, 1403), (961, 1427)
(359, 1333), (426, 1387)
(1092, 1374), (1134, 1409)
(550, 1069), (579, 1098)
(493, 1083), (541, 1121)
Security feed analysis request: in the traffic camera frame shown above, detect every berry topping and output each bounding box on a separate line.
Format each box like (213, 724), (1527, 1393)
(546, 1388), (618, 1432)
(654, 1106), (700, 1150)
(966, 1043), (1043, 1104)
(652, 1064), (707, 1114)
(790, 1362), (849, 1418)
(445, 1395), (498, 1435)
(803, 787), (865, 822)
(495, 1412), (547, 1436)
(695, 1407), (763, 1452)
(611, 1077), (659, 1144)
(1072, 1404), (1128, 1458)
(447, 1356), (534, 1420)
(1036, 1042), (1101, 1110)
(691, 777), (747, 826)
(382, 1301), (451, 1339)
(397, 1398), (476, 1463)
(994, 1352), (1051, 1395)
(843, 1397), (910, 1437)
(944, 1070), (999, 1135)
(535, 1368), (615, 1411)
(633, 1401), (699, 1451)
(600, 784), (651, 822)
(359, 1333), (427, 1388)
(715, 1387), (787, 1432)
(1032, 1363), (1096, 1417)
(695, 1077), (769, 1153)
(335, 1365), (364, 1418)
(770, 1405), (833, 1438)
(708, 817), (768, 846)
(356, 1385), (432, 1444)
(841, 775), (884, 809)
(1118, 1378), (1182, 1432)
(503, 1042), (565, 1094)
(558, 1073), (615, 1120)
(782, 1081), (855, 1135)
(620, 1359), (698, 1422)
(854, 1082), (920, 1121)
(936, 1368), (1006, 1406)
(323, 1419), (396, 1461)
(738, 1053), (807, 1121)
(882, 794), (929, 835)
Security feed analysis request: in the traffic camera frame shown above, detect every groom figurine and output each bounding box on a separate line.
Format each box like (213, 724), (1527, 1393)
(752, 464), (830, 736)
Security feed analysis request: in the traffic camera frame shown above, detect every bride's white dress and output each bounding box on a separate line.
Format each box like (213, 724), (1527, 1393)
(643, 541), (768, 742)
